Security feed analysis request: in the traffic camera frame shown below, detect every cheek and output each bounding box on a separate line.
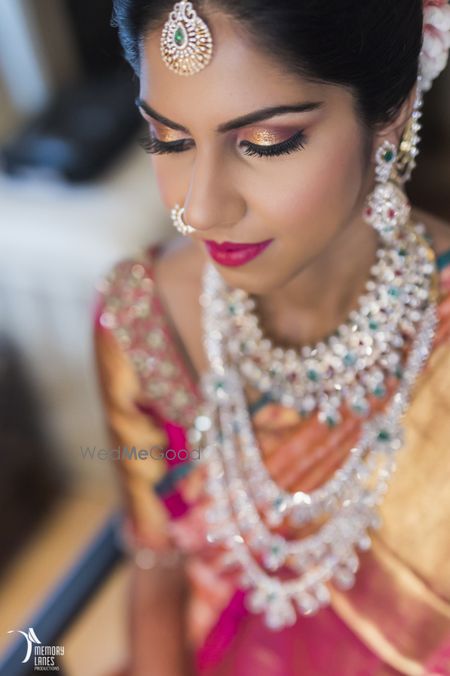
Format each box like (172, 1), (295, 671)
(151, 159), (180, 209)
(258, 127), (365, 245)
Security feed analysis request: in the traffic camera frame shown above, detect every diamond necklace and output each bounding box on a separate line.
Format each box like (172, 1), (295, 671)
(220, 223), (436, 427)
(190, 222), (439, 631)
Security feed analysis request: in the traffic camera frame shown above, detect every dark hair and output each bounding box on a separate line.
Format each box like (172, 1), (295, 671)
(111, 0), (423, 128)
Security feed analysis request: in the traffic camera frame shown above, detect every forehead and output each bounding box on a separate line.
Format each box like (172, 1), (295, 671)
(139, 10), (327, 129)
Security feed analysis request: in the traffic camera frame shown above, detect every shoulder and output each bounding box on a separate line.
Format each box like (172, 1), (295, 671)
(93, 237), (196, 323)
(93, 251), (152, 338)
(151, 235), (205, 298)
(93, 237), (204, 424)
(150, 237), (207, 355)
(412, 206), (450, 258)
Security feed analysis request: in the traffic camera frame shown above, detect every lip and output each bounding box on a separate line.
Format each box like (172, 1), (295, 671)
(203, 238), (274, 267)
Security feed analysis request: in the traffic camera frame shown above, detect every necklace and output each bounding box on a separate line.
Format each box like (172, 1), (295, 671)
(220, 223), (436, 427)
(191, 222), (439, 631)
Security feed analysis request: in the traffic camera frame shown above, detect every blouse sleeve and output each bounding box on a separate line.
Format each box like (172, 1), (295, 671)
(93, 265), (172, 552)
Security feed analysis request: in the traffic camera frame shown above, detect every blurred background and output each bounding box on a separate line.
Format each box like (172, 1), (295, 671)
(0, 1), (174, 674)
(0, 2), (449, 675)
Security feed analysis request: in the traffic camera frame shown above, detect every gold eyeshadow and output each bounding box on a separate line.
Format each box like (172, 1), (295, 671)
(237, 127), (298, 146)
(244, 129), (284, 146)
(147, 114), (299, 148)
(150, 123), (182, 143)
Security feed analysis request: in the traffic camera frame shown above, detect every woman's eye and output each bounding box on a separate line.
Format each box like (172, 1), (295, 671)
(239, 130), (307, 158)
(138, 129), (307, 157)
(138, 132), (193, 155)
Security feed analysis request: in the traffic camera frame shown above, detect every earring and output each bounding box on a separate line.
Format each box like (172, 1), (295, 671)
(364, 140), (411, 241)
(396, 83), (423, 184)
(170, 203), (196, 235)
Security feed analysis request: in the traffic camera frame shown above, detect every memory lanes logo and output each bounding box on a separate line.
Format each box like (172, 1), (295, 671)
(80, 445), (202, 462)
(7, 628), (64, 671)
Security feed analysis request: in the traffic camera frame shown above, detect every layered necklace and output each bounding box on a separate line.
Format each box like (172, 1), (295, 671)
(190, 221), (439, 631)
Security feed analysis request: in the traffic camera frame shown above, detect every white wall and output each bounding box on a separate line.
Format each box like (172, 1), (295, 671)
(0, 145), (174, 486)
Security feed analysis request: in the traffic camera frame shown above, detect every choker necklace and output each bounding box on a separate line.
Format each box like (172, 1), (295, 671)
(190, 221), (439, 631)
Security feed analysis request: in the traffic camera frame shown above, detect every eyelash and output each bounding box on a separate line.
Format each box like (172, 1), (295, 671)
(240, 130), (307, 157)
(138, 129), (307, 158)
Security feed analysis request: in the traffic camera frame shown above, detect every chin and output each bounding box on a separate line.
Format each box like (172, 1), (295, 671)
(216, 265), (281, 296)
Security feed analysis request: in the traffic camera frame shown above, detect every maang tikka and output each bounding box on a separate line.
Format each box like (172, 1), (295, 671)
(160, 0), (213, 76)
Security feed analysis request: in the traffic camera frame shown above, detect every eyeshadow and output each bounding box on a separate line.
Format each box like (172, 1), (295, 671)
(246, 129), (282, 145)
(151, 123), (182, 143)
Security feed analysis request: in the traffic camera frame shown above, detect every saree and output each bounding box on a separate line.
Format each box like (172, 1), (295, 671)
(93, 241), (450, 676)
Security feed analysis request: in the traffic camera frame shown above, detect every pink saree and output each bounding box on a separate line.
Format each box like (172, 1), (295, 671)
(94, 241), (450, 676)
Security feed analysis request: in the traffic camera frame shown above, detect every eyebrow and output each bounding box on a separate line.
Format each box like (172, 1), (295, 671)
(135, 97), (323, 133)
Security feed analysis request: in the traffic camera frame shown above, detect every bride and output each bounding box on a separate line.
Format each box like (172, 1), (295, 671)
(94, 1), (450, 674)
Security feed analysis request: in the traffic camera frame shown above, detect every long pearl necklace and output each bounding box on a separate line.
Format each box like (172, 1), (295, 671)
(191, 222), (439, 631)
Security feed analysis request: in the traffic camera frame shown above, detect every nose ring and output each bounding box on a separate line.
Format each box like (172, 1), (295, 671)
(170, 203), (196, 235)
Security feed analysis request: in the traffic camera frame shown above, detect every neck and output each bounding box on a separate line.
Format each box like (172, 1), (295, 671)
(257, 215), (379, 347)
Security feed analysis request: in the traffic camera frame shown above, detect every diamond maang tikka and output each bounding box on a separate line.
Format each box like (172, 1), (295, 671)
(160, 1), (213, 76)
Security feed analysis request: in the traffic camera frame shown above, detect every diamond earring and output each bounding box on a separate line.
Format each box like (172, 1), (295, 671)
(170, 203), (196, 235)
(364, 140), (411, 241)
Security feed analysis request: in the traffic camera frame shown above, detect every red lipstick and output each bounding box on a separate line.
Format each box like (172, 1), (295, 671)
(204, 238), (274, 267)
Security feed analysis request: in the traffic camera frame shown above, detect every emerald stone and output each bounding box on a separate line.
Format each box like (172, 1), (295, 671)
(369, 320), (379, 331)
(326, 416), (337, 428)
(388, 286), (400, 297)
(228, 303), (237, 315)
(377, 429), (390, 442)
(383, 149), (394, 162)
(373, 385), (386, 398)
(395, 366), (403, 380)
(174, 25), (186, 47)
(398, 248), (407, 257)
(344, 352), (356, 366)
(352, 402), (366, 415)
(307, 369), (319, 382)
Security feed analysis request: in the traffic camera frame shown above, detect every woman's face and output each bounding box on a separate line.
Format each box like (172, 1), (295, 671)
(138, 10), (376, 295)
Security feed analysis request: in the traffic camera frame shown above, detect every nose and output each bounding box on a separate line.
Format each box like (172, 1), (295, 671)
(181, 147), (245, 235)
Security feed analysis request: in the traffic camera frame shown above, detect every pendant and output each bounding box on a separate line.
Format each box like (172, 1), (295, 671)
(160, 1), (213, 76)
